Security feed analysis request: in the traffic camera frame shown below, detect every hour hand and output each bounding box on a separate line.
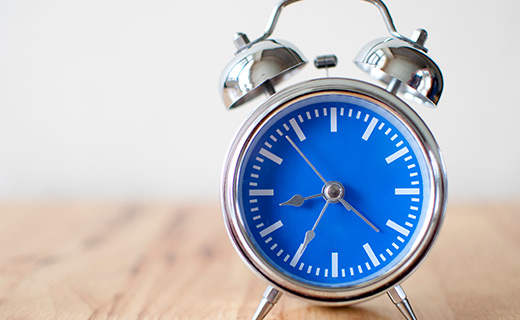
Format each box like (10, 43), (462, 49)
(280, 194), (322, 207)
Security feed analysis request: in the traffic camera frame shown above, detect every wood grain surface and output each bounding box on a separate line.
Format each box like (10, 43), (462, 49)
(0, 202), (518, 319)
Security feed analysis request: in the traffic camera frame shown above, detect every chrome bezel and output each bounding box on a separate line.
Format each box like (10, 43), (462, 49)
(221, 78), (447, 305)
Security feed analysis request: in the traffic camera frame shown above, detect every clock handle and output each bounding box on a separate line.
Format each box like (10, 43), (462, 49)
(387, 285), (418, 320)
(251, 285), (282, 320)
(240, 0), (424, 52)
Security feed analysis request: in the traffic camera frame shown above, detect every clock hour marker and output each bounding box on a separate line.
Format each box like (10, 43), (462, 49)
(362, 117), (379, 141)
(330, 108), (337, 132)
(395, 188), (420, 195)
(249, 189), (274, 196)
(259, 148), (283, 165)
(363, 243), (380, 267)
(289, 118), (306, 141)
(331, 252), (338, 278)
(290, 244), (304, 267)
(386, 219), (410, 236)
(385, 147), (409, 164)
(259, 220), (283, 237)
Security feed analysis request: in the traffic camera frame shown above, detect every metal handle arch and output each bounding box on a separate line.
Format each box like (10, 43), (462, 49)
(242, 0), (424, 51)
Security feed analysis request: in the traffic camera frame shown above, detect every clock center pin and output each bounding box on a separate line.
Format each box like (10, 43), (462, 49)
(322, 181), (345, 203)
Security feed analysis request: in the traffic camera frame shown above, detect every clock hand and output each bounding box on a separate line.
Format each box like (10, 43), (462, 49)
(290, 200), (329, 267)
(284, 135), (379, 232)
(291, 230), (315, 264)
(279, 193), (322, 207)
(339, 198), (380, 232)
(285, 136), (327, 184)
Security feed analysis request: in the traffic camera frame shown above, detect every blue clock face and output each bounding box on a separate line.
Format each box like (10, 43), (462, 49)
(237, 91), (432, 288)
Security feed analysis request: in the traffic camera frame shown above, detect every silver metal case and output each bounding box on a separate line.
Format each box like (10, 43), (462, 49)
(221, 78), (447, 305)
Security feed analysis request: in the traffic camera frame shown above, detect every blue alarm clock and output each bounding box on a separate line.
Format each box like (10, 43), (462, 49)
(219, 1), (446, 319)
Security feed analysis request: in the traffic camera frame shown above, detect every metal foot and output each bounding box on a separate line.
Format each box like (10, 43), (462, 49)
(251, 285), (282, 320)
(387, 285), (418, 320)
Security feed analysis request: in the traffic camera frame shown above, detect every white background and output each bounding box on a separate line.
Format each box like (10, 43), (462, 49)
(0, 0), (518, 202)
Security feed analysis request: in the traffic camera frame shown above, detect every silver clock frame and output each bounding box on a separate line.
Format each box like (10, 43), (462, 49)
(221, 77), (447, 305)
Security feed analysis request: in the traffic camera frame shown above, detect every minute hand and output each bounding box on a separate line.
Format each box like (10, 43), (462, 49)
(289, 200), (330, 267)
(339, 199), (379, 232)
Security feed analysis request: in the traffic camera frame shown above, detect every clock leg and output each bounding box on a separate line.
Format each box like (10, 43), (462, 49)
(387, 285), (418, 320)
(251, 285), (282, 320)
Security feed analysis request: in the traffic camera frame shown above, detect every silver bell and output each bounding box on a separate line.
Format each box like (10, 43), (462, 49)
(354, 31), (443, 107)
(219, 34), (307, 109)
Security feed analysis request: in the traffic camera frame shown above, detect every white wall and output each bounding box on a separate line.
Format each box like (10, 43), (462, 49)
(0, 0), (518, 202)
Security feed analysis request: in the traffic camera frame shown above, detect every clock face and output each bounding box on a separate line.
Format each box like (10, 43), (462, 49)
(223, 80), (445, 299)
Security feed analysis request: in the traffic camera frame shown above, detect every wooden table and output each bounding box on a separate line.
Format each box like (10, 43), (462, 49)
(0, 202), (518, 319)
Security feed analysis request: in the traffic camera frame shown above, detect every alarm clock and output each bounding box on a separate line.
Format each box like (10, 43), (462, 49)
(218, 1), (446, 319)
